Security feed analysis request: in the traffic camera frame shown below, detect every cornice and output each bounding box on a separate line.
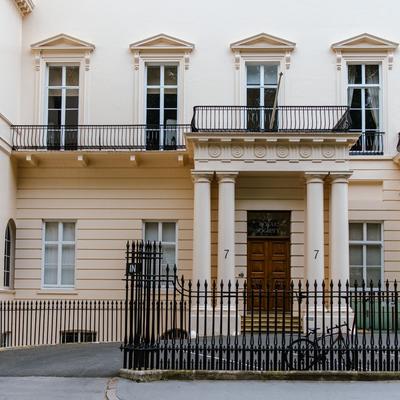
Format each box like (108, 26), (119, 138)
(14, 0), (34, 16)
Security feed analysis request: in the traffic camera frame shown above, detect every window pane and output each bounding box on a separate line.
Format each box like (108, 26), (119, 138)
(365, 65), (379, 84)
(162, 243), (176, 266)
(66, 66), (79, 86)
(65, 110), (79, 125)
(147, 89), (160, 108)
(145, 222), (158, 241)
(48, 110), (62, 126)
(365, 88), (379, 109)
(264, 65), (278, 85)
(49, 66), (62, 86)
(146, 110), (160, 125)
(365, 109), (379, 130)
(45, 222), (59, 241)
(366, 245), (381, 266)
(367, 223), (381, 241)
(162, 223), (176, 242)
(44, 266), (58, 285)
(247, 88), (260, 107)
(349, 223), (363, 241)
(349, 110), (362, 130)
(164, 88), (177, 108)
(348, 64), (362, 84)
(164, 66), (177, 85)
(349, 89), (361, 108)
(63, 223), (75, 241)
(66, 89), (79, 108)
(48, 89), (62, 109)
(61, 266), (74, 286)
(350, 266), (363, 286)
(164, 109), (177, 125)
(264, 88), (276, 108)
(366, 267), (381, 286)
(147, 66), (160, 85)
(247, 65), (260, 85)
(349, 245), (363, 265)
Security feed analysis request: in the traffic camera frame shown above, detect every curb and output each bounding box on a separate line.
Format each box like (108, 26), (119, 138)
(120, 369), (400, 382)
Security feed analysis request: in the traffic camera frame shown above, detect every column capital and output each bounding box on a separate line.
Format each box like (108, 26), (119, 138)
(304, 172), (328, 184)
(191, 170), (214, 183)
(216, 171), (238, 183)
(329, 171), (353, 184)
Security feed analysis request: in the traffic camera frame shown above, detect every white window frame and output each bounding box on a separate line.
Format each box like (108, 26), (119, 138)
(143, 221), (178, 277)
(3, 222), (14, 289)
(349, 222), (384, 288)
(346, 63), (382, 133)
(144, 64), (179, 148)
(45, 64), (80, 125)
(42, 221), (76, 289)
(246, 63), (279, 130)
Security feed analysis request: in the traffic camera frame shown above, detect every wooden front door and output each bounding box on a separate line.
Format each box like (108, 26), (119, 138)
(247, 238), (290, 309)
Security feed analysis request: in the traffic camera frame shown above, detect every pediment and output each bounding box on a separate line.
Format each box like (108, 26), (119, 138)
(31, 33), (95, 52)
(130, 34), (194, 52)
(230, 33), (296, 52)
(331, 33), (398, 52)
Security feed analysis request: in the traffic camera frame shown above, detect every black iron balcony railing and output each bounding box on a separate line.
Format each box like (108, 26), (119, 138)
(191, 105), (352, 132)
(11, 124), (190, 151)
(349, 131), (384, 156)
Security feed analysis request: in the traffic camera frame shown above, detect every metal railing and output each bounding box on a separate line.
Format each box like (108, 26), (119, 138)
(122, 241), (400, 372)
(11, 124), (191, 151)
(0, 300), (125, 347)
(350, 132), (384, 155)
(191, 106), (352, 132)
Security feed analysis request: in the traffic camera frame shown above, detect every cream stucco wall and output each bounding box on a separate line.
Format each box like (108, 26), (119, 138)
(0, 0), (400, 298)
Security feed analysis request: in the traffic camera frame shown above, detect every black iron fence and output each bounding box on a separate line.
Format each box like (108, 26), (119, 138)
(0, 300), (125, 347)
(11, 124), (190, 151)
(122, 241), (400, 372)
(191, 106), (351, 133)
(350, 131), (384, 155)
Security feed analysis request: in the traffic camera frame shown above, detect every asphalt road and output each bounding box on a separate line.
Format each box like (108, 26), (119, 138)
(0, 343), (121, 377)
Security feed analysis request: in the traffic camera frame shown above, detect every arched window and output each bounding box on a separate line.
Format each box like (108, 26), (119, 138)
(4, 221), (15, 288)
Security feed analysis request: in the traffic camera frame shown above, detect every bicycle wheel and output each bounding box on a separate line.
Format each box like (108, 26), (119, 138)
(283, 338), (319, 370)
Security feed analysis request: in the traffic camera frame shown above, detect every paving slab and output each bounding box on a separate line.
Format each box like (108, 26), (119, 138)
(0, 377), (108, 400)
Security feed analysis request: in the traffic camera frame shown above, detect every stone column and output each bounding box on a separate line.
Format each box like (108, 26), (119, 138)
(216, 172), (238, 287)
(329, 172), (352, 285)
(305, 173), (326, 286)
(191, 171), (213, 285)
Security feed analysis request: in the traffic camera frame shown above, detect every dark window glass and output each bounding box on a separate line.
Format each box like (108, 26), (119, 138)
(147, 66), (160, 85)
(348, 64), (362, 84)
(264, 88), (276, 108)
(164, 90), (177, 108)
(164, 66), (177, 85)
(247, 88), (260, 107)
(48, 110), (62, 126)
(146, 90), (160, 108)
(146, 110), (160, 125)
(164, 109), (177, 125)
(3, 224), (11, 287)
(349, 110), (362, 130)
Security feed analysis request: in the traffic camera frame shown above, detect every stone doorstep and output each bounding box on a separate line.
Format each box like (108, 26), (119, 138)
(120, 369), (400, 382)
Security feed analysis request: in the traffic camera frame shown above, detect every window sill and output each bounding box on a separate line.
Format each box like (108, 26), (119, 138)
(0, 289), (16, 295)
(37, 289), (78, 296)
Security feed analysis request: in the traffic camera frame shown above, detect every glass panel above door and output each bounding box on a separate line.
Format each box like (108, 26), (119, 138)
(247, 211), (290, 237)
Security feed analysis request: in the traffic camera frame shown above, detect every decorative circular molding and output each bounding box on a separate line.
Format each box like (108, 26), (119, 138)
(299, 144), (312, 159)
(208, 144), (221, 158)
(276, 144), (289, 159)
(254, 145), (267, 158)
(322, 145), (335, 159)
(231, 145), (244, 158)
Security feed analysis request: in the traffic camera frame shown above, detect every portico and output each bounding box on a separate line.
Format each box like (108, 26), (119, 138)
(186, 127), (359, 289)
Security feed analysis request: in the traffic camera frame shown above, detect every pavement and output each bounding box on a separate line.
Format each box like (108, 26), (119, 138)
(1, 343), (400, 399)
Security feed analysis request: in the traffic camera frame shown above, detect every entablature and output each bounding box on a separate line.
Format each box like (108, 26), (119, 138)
(185, 131), (360, 173)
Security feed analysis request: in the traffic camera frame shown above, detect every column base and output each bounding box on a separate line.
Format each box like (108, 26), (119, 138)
(190, 306), (241, 338)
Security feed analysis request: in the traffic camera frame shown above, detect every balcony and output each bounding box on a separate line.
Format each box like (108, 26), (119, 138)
(11, 124), (191, 151)
(190, 106), (352, 132)
(349, 131), (384, 156)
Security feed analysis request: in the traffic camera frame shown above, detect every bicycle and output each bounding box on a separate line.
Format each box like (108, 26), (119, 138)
(283, 321), (356, 370)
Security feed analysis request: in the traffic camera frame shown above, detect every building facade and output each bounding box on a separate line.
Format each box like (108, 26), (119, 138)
(1, 0), (400, 302)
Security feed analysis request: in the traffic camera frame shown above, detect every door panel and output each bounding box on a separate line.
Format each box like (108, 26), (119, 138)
(247, 238), (290, 309)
